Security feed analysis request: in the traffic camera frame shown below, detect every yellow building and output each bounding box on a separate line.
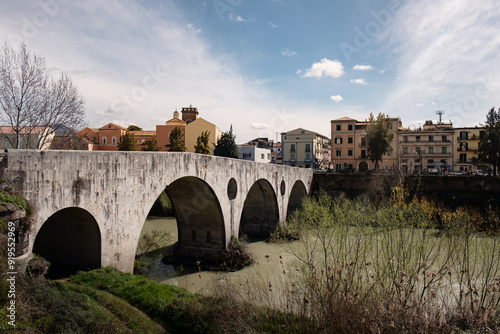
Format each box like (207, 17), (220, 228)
(281, 128), (331, 169)
(185, 118), (222, 153)
(454, 126), (491, 174)
(398, 120), (454, 174)
(330, 116), (400, 172)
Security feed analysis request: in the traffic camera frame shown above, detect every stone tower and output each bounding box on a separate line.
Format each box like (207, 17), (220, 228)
(181, 105), (199, 124)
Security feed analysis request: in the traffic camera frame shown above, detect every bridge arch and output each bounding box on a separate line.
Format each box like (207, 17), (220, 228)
(33, 207), (101, 270)
(286, 180), (308, 219)
(162, 176), (225, 261)
(239, 178), (279, 239)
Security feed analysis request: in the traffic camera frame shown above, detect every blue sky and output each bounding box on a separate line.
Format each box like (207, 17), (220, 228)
(1, 0), (500, 142)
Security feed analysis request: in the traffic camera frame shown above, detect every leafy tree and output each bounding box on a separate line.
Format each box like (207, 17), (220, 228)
(214, 125), (238, 158)
(365, 112), (394, 170)
(194, 131), (211, 154)
(479, 107), (500, 176)
(141, 136), (161, 151)
(0, 42), (86, 149)
(117, 131), (137, 151)
(166, 126), (186, 152)
(127, 124), (142, 131)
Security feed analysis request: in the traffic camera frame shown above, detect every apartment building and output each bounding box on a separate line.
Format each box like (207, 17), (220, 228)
(237, 145), (271, 163)
(454, 126), (491, 173)
(398, 120), (454, 174)
(281, 128), (331, 169)
(330, 116), (400, 172)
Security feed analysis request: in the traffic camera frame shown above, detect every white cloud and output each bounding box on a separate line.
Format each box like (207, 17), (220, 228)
(187, 23), (202, 33)
(251, 122), (269, 129)
(268, 22), (278, 28)
(296, 69), (302, 75)
(353, 65), (374, 71)
(281, 48), (296, 57)
(380, 0), (500, 127)
(229, 13), (254, 23)
(302, 58), (344, 79)
(350, 78), (367, 85)
(330, 95), (343, 103)
(417, 103), (424, 107)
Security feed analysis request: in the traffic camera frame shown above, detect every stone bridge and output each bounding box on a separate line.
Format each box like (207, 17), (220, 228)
(0, 150), (313, 273)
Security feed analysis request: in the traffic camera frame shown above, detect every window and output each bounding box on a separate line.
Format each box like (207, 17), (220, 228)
(102, 136), (107, 144)
(348, 137), (353, 144)
(242, 153), (252, 159)
(442, 135), (447, 142)
(428, 147), (434, 154)
(336, 149), (341, 157)
(290, 144), (295, 152)
(290, 153), (296, 161)
(460, 131), (468, 140)
(348, 124), (353, 131)
(416, 147), (421, 153)
(402, 159), (408, 164)
(403, 147), (408, 154)
(479, 131), (485, 139)
(112, 136), (117, 145)
(305, 144), (311, 152)
(336, 124), (341, 131)
(403, 136), (408, 143)
(416, 136), (421, 142)
(459, 153), (467, 163)
(429, 136), (434, 142)
(301, 130), (305, 134)
(361, 137), (366, 146)
(335, 137), (343, 144)
(428, 159), (434, 163)
(361, 150), (366, 159)
(442, 147), (447, 153)
(348, 149), (353, 156)
(261, 154), (264, 159)
(141, 139), (145, 144)
(306, 153), (311, 161)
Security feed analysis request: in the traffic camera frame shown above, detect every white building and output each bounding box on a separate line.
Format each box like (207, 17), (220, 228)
(237, 145), (271, 163)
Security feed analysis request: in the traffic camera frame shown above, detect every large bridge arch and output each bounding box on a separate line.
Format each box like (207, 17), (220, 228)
(165, 176), (225, 261)
(239, 178), (279, 239)
(33, 207), (101, 270)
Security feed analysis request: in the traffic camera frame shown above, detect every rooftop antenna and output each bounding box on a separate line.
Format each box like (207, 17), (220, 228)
(436, 110), (444, 124)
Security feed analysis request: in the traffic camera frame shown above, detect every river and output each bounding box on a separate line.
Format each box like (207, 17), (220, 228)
(139, 216), (303, 306)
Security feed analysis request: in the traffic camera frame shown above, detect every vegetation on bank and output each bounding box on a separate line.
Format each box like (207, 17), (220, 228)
(268, 190), (500, 333)
(1, 182), (499, 333)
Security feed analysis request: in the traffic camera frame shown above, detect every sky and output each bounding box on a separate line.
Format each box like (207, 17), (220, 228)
(1, 0), (500, 143)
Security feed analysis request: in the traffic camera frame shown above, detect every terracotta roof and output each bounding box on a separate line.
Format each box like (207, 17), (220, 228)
(99, 123), (127, 130)
(0, 126), (50, 134)
(331, 116), (358, 122)
(132, 130), (156, 136)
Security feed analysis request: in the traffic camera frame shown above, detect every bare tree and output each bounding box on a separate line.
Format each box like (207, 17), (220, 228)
(0, 42), (85, 149)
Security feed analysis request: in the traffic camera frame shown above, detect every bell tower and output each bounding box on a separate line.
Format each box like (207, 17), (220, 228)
(181, 105), (199, 124)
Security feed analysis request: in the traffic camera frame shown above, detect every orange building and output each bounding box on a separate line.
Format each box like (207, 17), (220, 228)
(77, 123), (128, 151)
(330, 116), (400, 172)
(156, 110), (186, 151)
